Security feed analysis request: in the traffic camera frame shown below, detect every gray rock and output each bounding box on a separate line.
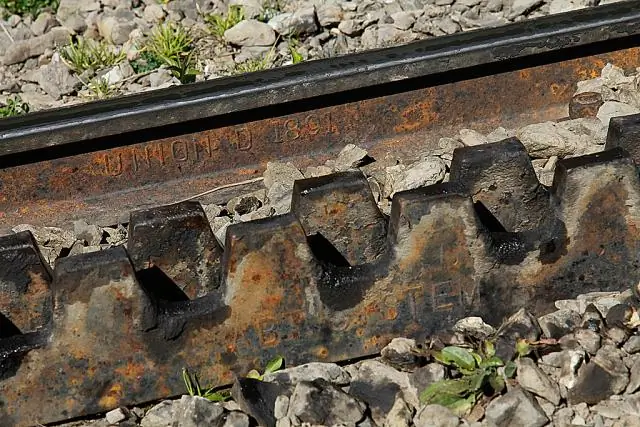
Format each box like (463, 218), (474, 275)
(516, 357), (561, 405)
(150, 69), (173, 87)
(569, 346), (629, 404)
(362, 24), (415, 49)
(459, 128), (488, 146)
(73, 219), (103, 246)
(507, 0), (544, 18)
(268, 8), (318, 36)
(624, 336), (640, 354)
(333, 143), (370, 171)
(494, 308), (542, 362)
(57, 0), (100, 21)
(222, 411), (250, 427)
(553, 407), (574, 426)
(263, 362), (351, 386)
(548, 0), (593, 14)
(591, 399), (625, 420)
(485, 387), (549, 427)
(287, 379), (366, 425)
(98, 16), (136, 45)
(338, 19), (365, 36)
(225, 19), (276, 47)
(274, 395), (289, 420)
(383, 157), (446, 198)
(384, 395), (413, 427)
(381, 337), (422, 372)
(625, 356), (640, 394)
(607, 327), (629, 346)
(31, 12), (58, 36)
(141, 400), (175, 427)
(174, 395), (224, 427)
(435, 16), (460, 34)
(538, 309), (582, 339)
(317, 3), (343, 27)
(349, 360), (418, 425)
(410, 363), (446, 398)
(516, 120), (601, 159)
(453, 316), (496, 341)
(304, 165), (333, 178)
(413, 404), (459, 427)
(3, 27), (71, 65)
(232, 377), (291, 427)
(263, 161), (304, 191)
(597, 101), (640, 127)
(143, 4), (166, 22)
(62, 14), (87, 33)
(227, 194), (262, 216)
(106, 407), (128, 424)
(575, 328), (602, 355)
(391, 11), (415, 30)
(103, 224), (128, 245)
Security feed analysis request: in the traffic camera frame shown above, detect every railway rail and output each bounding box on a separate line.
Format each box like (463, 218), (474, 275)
(4, 1), (640, 425)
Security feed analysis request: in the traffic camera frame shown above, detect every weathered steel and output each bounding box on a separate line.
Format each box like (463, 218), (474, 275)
(569, 91), (604, 119)
(1, 137), (640, 425)
(605, 112), (640, 163)
(2, 3), (640, 230)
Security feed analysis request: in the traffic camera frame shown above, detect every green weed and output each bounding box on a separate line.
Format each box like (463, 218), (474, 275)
(288, 37), (304, 64)
(0, 95), (29, 117)
(131, 50), (164, 74)
(60, 36), (126, 74)
(258, 0), (282, 22)
(420, 342), (512, 416)
(0, 0), (58, 17)
(182, 368), (231, 402)
(85, 77), (118, 100)
(144, 22), (198, 83)
(246, 355), (283, 380)
(203, 4), (244, 39)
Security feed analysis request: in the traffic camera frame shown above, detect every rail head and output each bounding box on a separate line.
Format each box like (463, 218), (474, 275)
(0, 0), (639, 156)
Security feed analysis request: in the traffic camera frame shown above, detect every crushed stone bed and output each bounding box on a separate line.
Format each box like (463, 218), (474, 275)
(0, 0), (618, 114)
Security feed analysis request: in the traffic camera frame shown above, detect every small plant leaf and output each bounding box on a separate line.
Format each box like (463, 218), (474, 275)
(246, 369), (262, 380)
(488, 370), (506, 393)
(480, 356), (504, 369)
(515, 338), (531, 357)
(448, 394), (477, 417)
(264, 355), (284, 375)
(468, 370), (489, 392)
(420, 379), (470, 403)
(483, 340), (496, 358)
(440, 346), (477, 371)
(504, 360), (517, 378)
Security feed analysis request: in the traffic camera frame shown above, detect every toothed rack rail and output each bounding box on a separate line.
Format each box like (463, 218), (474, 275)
(3, 2), (640, 425)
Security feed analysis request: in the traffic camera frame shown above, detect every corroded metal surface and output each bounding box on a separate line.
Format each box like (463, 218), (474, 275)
(2, 136), (640, 425)
(1, 37), (640, 230)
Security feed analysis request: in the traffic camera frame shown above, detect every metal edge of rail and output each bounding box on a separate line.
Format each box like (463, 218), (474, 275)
(3, 4), (640, 231)
(3, 112), (640, 426)
(0, 0), (639, 155)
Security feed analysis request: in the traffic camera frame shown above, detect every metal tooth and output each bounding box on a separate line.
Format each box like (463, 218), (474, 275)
(0, 231), (52, 335)
(52, 246), (157, 333)
(386, 183), (486, 336)
(128, 201), (223, 301)
(535, 147), (640, 308)
(604, 113), (640, 165)
(449, 137), (550, 232)
(291, 170), (387, 265)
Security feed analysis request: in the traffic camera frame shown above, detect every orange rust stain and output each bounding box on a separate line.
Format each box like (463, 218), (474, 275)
(386, 308), (398, 320)
(365, 303), (378, 314)
(99, 383), (123, 408)
(394, 98), (438, 133)
(356, 328), (364, 337)
(115, 361), (146, 379)
(314, 346), (329, 359)
(519, 70), (531, 80)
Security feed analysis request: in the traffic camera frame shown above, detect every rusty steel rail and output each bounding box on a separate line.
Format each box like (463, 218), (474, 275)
(2, 1), (640, 230)
(3, 2), (640, 426)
